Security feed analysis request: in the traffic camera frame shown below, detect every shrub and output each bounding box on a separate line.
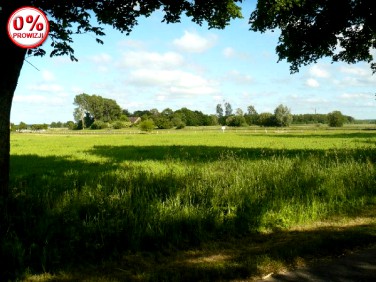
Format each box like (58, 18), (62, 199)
(112, 121), (131, 129)
(327, 111), (345, 127)
(139, 119), (155, 132)
(226, 115), (247, 127)
(90, 120), (109, 130)
(175, 121), (186, 129)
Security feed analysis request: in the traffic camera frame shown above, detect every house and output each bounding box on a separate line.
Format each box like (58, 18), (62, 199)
(128, 117), (141, 124)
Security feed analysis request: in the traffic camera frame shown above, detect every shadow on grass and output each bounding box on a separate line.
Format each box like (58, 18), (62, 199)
(25, 222), (376, 282)
(85, 144), (375, 163)
(238, 131), (376, 139)
(5, 147), (376, 281)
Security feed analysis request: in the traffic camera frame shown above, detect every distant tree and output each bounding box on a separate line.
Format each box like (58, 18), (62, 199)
(73, 94), (122, 125)
(18, 122), (28, 130)
(154, 116), (174, 129)
(161, 108), (174, 118)
(226, 115), (247, 127)
(224, 102), (233, 116)
(328, 111), (345, 127)
(208, 114), (219, 126)
(247, 105), (258, 116)
(216, 104), (224, 118)
(133, 110), (151, 118)
(122, 109), (131, 117)
(257, 112), (276, 127)
(150, 108), (160, 116)
(235, 108), (244, 116)
(65, 121), (76, 130)
(245, 105), (258, 125)
(102, 98), (122, 122)
(274, 104), (293, 127)
(139, 119), (155, 132)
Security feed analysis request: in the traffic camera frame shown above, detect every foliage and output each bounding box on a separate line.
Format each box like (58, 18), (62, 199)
(18, 122), (27, 130)
(112, 121), (131, 129)
(226, 115), (247, 127)
(224, 102), (233, 116)
(257, 112), (276, 127)
(175, 121), (186, 129)
(73, 93), (122, 124)
(153, 116), (174, 129)
(139, 119), (155, 132)
(249, 0), (376, 73)
(30, 124), (48, 131)
(328, 111), (346, 127)
(292, 114), (328, 124)
(245, 105), (259, 125)
(274, 104), (293, 127)
(216, 104), (224, 118)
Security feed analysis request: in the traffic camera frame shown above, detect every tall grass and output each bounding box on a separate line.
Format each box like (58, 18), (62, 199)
(2, 130), (375, 279)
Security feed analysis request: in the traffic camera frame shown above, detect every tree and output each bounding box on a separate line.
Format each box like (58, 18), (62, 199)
(73, 94), (122, 127)
(245, 105), (258, 125)
(226, 115), (246, 127)
(0, 1), (242, 197)
(257, 112), (276, 127)
(250, 0), (376, 73)
(274, 104), (293, 127)
(235, 108), (244, 116)
(327, 110), (345, 127)
(216, 103), (224, 118)
(224, 102), (233, 116)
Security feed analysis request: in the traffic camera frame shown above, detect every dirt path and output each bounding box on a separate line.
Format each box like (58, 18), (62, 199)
(258, 244), (376, 281)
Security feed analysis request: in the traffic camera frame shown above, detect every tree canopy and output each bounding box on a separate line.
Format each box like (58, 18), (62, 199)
(249, 0), (376, 73)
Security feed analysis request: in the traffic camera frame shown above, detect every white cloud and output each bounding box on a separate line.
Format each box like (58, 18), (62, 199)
(173, 30), (217, 53)
(225, 70), (253, 84)
(128, 69), (218, 96)
(13, 94), (66, 106)
(117, 39), (145, 49)
(309, 64), (331, 78)
(27, 84), (64, 92)
(339, 66), (369, 77)
(223, 47), (235, 58)
(41, 70), (55, 81)
(340, 92), (372, 100)
(305, 78), (320, 88)
(119, 51), (184, 69)
(89, 53), (112, 64)
(222, 47), (250, 60)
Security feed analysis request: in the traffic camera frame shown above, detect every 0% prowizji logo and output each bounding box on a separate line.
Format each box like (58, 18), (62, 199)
(7, 6), (49, 49)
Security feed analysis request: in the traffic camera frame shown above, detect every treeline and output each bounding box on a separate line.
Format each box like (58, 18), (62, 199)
(11, 93), (362, 131)
(292, 113), (355, 124)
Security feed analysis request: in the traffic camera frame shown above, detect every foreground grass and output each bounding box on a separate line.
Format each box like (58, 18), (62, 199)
(3, 128), (376, 281)
(24, 211), (376, 281)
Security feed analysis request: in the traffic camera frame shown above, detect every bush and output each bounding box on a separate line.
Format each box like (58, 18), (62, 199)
(327, 111), (345, 127)
(112, 121), (131, 129)
(226, 115), (247, 127)
(90, 120), (109, 130)
(139, 119), (155, 132)
(175, 121), (186, 129)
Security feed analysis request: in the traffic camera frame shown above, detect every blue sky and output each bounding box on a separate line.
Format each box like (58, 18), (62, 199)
(11, 1), (376, 124)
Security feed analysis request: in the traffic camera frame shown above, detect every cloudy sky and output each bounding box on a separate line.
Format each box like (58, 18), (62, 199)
(11, 2), (376, 124)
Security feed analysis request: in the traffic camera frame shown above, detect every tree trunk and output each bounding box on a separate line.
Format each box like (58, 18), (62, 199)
(0, 3), (27, 198)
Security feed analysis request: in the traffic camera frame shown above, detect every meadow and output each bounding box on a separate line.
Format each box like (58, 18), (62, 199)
(4, 126), (376, 281)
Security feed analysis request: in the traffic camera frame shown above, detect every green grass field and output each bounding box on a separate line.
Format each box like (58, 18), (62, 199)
(4, 126), (376, 281)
